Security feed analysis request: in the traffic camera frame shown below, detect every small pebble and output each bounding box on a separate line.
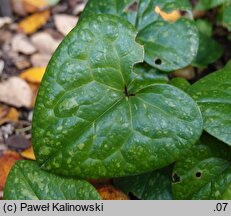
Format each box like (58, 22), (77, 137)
(6, 134), (30, 150)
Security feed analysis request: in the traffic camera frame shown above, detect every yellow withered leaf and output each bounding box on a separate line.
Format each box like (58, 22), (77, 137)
(0, 107), (19, 125)
(155, 6), (181, 22)
(21, 146), (36, 160)
(22, 0), (48, 13)
(20, 67), (46, 83)
(18, 10), (50, 34)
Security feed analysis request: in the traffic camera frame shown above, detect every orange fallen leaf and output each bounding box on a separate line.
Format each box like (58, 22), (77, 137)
(97, 185), (129, 200)
(0, 107), (19, 125)
(22, 0), (48, 13)
(20, 67), (46, 83)
(155, 6), (181, 22)
(18, 10), (50, 34)
(21, 146), (36, 160)
(0, 151), (22, 190)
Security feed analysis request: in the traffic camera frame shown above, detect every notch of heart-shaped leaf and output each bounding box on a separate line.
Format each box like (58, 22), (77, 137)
(32, 14), (203, 179)
(4, 160), (101, 200)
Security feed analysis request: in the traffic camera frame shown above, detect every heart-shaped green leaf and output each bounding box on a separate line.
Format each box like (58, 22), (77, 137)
(136, 18), (199, 71)
(188, 61), (231, 145)
(4, 160), (101, 200)
(81, 0), (199, 72)
(172, 133), (231, 200)
(114, 166), (172, 200)
(33, 14), (203, 179)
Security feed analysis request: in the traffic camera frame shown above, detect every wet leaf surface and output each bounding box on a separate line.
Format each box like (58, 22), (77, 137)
(188, 61), (231, 145)
(172, 133), (231, 200)
(33, 14), (203, 179)
(4, 160), (101, 200)
(115, 166), (173, 200)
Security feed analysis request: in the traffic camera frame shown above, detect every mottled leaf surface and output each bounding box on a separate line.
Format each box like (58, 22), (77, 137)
(137, 18), (199, 71)
(136, 0), (192, 30)
(81, 0), (137, 25)
(82, 0), (198, 72)
(172, 134), (231, 200)
(33, 14), (203, 179)
(4, 160), (101, 200)
(129, 63), (168, 92)
(114, 166), (172, 200)
(188, 61), (231, 145)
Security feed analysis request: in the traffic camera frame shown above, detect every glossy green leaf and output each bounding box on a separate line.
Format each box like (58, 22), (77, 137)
(137, 18), (199, 71)
(172, 133), (231, 200)
(223, 4), (231, 31)
(129, 63), (168, 92)
(81, 0), (137, 25)
(114, 166), (172, 200)
(33, 14), (203, 179)
(4, 160), (101, 200)
(192, 33), (223, 68)
(82, 0), (198, 72)
(170, 77), (191, 91)
(188, 61), (231, 145)
(195, 0), (230, 10)
(136, 0), (192, 30)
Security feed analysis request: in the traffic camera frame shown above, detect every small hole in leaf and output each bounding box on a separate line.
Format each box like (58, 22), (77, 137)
(195, 172), (202, 178)
(172, 173), (181, 183)
(154, 58), (162, 65)
(180, 10), (187, 16)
